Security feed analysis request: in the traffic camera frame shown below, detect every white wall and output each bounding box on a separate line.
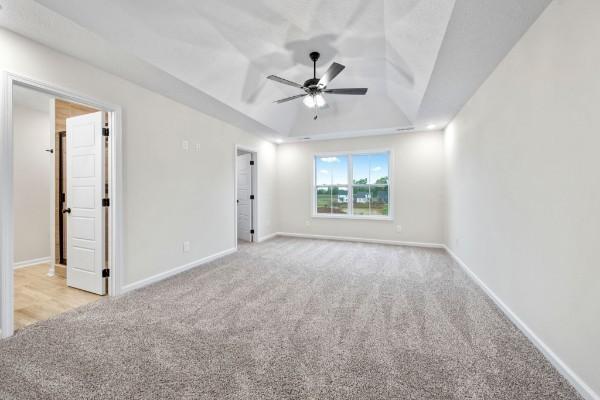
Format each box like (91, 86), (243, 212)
(277, 132), (445, 245)
(12, 105), (51, 264)
(0, 28), (277, 286)
(444, 0), (600, 397)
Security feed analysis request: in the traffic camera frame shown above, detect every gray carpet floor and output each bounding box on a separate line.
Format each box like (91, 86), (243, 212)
(0, 237), (580, 399)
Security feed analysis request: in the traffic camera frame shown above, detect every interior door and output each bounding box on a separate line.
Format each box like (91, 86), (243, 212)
(65, 111), (106, 295)
(237, 153), (252, 242)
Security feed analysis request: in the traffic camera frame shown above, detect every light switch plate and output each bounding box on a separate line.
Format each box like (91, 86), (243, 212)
(182, 140), (189, 151)
(183, 241), (190, 252)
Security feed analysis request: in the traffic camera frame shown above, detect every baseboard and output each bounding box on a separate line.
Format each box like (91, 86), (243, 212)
(443, 246), (599, 400)
(13, 256), (52, 269)
(256, 232), (278, 243)
(121, 247), (237, 293)
(276, 232), (445, 249)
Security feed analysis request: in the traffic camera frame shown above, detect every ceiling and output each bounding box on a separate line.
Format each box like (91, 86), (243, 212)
(0, 0), (551, 142)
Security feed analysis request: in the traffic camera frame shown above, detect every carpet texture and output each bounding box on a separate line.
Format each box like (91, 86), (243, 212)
(0, 237), (581, 399)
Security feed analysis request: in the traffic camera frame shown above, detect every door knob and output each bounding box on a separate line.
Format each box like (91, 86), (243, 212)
(62, 208), (71, 214)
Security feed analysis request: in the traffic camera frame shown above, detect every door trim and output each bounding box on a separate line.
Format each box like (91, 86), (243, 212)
(0, 71), (124, 338)
(233, 145), (258, 251)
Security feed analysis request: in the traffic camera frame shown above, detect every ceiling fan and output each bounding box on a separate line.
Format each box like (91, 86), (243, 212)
(267, 52), (368, 120)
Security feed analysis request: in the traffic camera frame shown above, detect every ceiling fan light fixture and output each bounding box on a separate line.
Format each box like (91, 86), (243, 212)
(303, 94), (326, 109)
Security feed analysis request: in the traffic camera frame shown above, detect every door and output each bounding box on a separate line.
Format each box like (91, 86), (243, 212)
(237, 153), (252, 242)
(65, 111), (106, 295)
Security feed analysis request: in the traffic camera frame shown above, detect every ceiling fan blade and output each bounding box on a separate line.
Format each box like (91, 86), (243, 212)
(324, 88), (368, 95)
(274, 94), (307, 104)
(318, 62), (345, 87)
(267, 75), (304, 89)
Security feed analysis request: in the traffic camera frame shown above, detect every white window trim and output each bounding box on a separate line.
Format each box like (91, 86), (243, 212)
(311, 149), (393, 221)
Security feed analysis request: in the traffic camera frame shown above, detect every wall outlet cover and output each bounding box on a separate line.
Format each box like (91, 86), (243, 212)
(183, 241), (190, 252)
(396, 225), (402, 233)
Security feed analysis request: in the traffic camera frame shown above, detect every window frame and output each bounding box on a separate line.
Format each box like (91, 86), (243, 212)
(312, 149), (393, 221)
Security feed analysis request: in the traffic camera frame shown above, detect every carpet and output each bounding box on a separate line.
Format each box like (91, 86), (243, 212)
(0, 237), (581, 399)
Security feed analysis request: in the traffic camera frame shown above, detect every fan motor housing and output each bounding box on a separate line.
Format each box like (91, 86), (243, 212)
(303, 78), (320, 91)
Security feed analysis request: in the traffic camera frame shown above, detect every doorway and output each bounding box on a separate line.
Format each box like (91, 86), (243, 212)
(235, 146), (257, 245)
(0, 73), (123, 338)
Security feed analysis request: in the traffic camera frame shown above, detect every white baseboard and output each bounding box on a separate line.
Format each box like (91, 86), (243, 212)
(256, 232), (278, 243)
(121, 247), (237, 293)
(13, 256), (52, 269)
(444, 246), (599, 400)
(276, 232), (445, 249)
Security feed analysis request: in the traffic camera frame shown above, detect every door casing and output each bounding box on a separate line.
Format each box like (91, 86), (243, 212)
(0, 72), (124, 338)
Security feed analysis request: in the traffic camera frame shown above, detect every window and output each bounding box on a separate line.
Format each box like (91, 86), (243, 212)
(316, 155), (349, 215)
(314, 151), (390, 218)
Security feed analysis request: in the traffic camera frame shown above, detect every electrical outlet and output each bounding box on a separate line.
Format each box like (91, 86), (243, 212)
(183, 241), (190, 252)
(396, 225), (402, 233)
(182, 140), (189, 151)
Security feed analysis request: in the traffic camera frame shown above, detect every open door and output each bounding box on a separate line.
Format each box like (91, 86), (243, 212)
(237, 153), (252, 242)
(65, 111), (106, 295)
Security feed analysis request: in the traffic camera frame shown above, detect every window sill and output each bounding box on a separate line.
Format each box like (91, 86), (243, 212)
(312, 214), (393, 221)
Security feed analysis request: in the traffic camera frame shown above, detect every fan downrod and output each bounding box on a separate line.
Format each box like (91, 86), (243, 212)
(306, 51), (321, 86)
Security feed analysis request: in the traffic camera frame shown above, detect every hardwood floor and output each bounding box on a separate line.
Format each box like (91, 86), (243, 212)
(14, 263), (101, 331)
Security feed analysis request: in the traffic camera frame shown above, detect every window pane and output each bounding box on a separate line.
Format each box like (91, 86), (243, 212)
(316, 155), (348, 186)
(315, 157), (332, 186)
(332, 186), (348, 214)
(316, 186), (331, 214)
(352, 154), (369, 184)
(370, 153), (389, 184)
(370, 185), (389, 216)
(332, 156), (348, 185)
(352, 186), (370, 215)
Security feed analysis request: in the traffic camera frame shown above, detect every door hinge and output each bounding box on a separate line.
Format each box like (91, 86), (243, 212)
(250, 195), (255, 200)
(249, 160), (255, 166)
(250, 229), (255, 234)
(102, 127), (109, 137)
(102, 268), (110, 278)
(102, 198), (110, 207)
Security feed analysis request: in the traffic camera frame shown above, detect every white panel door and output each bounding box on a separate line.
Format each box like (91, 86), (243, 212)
(237, 153), (252, 242)
(66, 111), (106, 295)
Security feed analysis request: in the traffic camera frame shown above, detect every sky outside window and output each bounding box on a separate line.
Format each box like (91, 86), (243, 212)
(352, 153), (389, 184)
(369, 153), (389, 184)
(352, 155), (369, 184)
(316, 156), (348, 185)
